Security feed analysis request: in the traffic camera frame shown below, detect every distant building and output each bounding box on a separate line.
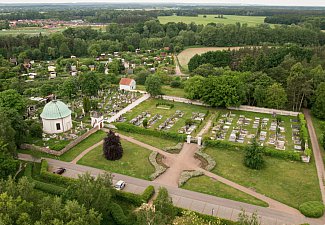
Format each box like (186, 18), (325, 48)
(48, 66), (56, 72)
(119, 78), (136, 91)
(40, 100), (72, 134)
(91, 111), (104, 128)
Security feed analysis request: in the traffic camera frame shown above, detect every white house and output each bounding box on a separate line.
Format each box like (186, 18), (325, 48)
(48, 66), (56, 72)
(40, 100), (73, 134)
(119, 78), (136, 91)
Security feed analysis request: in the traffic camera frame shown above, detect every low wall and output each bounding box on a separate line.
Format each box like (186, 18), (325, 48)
(20, 127), (100, 156)
(228, 105), (299, 117)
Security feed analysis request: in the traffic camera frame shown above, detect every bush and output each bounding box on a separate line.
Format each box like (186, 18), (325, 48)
(114, 190), (144, 206)
(110, 202), (129, 225)
(299, 201), (325, 218)
(170, 80), (181, 88)
(141, 185), (155, 202)
(30, 122), (43, 138)
(50, 142), (67, 151)
(195, 149), (216, 171)
(115, 123), (186, 142)
(156, 101), (174, 109)
(40, 159), (75, 186)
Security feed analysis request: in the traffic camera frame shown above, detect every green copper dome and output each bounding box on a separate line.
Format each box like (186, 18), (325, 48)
(40, 100), (71, 120)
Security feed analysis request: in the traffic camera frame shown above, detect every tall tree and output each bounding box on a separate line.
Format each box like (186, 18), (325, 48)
(0, 89), (26, 115)
(312, 82), (325, 119)
(103, 130), (123, 161)
(80, 72), (100, 96)
(244, 139), (265, 170)
(265, 83), (288, 109)
(145, 74), (162, 97)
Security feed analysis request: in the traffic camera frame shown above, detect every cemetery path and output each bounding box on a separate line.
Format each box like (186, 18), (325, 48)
(71, 140), (104, 164)
(18, 153), (323, 225)
(106, 93), (150, 123)
(303, 109), (325, 204)
(153, 143), (201, 187)
(196, 114), (215, 138)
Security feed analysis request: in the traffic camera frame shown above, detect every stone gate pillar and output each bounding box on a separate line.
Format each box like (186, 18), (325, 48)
(198, 136), (202, 146)
(187, 135), (191, 144)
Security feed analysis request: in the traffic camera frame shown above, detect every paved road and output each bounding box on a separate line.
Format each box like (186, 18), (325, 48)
(18, 153), (322, 225)
(304, 109), (325, 203)
(106, 93), (150, 123)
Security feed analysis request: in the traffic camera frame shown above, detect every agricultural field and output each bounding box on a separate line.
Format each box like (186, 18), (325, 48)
(0, 27), (66, 36)
(177, 47), (246, 70)
(158, 14), (267, 26)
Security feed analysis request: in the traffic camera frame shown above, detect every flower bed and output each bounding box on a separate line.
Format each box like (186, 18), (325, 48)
(195, 148), (216, 171)
(149, 151), (167, 180)
(178, 170), (204, 187)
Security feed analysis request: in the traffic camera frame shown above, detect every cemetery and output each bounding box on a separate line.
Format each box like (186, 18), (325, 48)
(208, 110), (302, 151)
(123, 99), (210, 135)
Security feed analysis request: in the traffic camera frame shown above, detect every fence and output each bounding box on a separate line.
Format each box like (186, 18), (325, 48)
(228, 105), (299, 117)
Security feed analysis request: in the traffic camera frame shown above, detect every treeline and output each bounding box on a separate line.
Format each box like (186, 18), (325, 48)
(2, 20), (325, 61)
(186, 46), (325, 114)
(0, 9), (173, 24)
(265, 15), (325, 30)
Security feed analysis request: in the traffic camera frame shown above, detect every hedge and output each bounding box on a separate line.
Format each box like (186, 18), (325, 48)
(141, 185), (155, 203)
(115, 123), (186, 142)
(205, 140), (302, 162)
(24, 163), (65, 195)
(114, 190), (144, 206)
(40, 159), (75, 186)
(110, 202), (129, 225)
(299, 201), (325, 218)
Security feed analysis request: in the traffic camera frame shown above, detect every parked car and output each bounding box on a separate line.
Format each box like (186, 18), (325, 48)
(114, 180), (126, 190)
(53, 167), (66, 175)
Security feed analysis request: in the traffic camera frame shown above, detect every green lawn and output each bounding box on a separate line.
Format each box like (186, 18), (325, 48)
(124, 98), (212, 136)
(183, 175), (268, 207)
(136, 85), (186, 98)
(77, 139), (155, 180)
(18, 130), (107, 162)
(117, 130), (178, 149)
(311, 115), (325, 168)
(158, 14), (267, 27)
(204, 147), (322, 209)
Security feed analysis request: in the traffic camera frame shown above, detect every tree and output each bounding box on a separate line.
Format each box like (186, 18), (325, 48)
(59, 77), (78, 99)
(184, 76), (205, 100)
(103, 130), (123, 161)
(312, 82), (325, 119)
(237, 210), (261, 225)
(135, 70), (150, 85)
(0, 89), (26, 115)
(265, 83), (287, 109)
(244, 139), (265, 170)
(29, 122), (43, 138)
(0, 110), (16, 155)
(59, 43), (71, 58)
(145, 74), (162, 97)
(63, 173), (112, 216)
(80, 72), (100, 96)
(173, 210), (222, 225)
(154, 187), (177, 223)
(0, 148), (18, 179)
(83, 97), (91, 114)
(136, 203), (167, 225)
(143, 118), (148, 128)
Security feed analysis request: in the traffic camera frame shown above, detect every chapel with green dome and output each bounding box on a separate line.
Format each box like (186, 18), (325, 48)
(40, 100), (73, 134)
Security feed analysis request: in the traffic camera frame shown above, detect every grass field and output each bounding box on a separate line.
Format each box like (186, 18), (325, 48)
(204, 146), (322, 209)
(158, 14), (266, 26)
(177, 46), (248, 70)
(183, 175), (268, 207)
(77, 139), (155, 180)
(136, 85), (186, 98)
(311, 115), (325, 168)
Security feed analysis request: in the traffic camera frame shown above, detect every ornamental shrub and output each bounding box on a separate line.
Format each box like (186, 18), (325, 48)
(299, 201), (325, 218)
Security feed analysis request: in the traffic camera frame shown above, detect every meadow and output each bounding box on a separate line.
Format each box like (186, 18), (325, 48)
(158, 14), (267, 26)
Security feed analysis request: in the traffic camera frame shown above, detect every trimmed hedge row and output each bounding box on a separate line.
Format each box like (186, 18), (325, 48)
(205, 140), (302, 162)
(24, 163), (65, 195)
(40, 159), (75, 186)
(299, 201), (325, 218)
(115, 123), (186, 142)
(141, 185), (155, 203)
(110, 202), (129, 225)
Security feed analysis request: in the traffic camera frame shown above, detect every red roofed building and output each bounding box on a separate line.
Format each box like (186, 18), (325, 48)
(119, 78), (136, 91)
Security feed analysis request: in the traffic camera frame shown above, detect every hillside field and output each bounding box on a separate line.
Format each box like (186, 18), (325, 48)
(158, 14), (267, 26)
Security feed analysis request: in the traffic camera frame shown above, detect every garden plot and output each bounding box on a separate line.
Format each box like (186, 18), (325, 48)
(123, 99), (211, 136)
(209, 111), (300, 151)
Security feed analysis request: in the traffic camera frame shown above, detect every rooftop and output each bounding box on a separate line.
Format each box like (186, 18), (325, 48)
(40, 100), (71, 120)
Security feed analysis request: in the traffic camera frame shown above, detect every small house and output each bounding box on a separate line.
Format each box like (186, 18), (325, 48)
(119, 78), (136, 91)
(10, 58), (17, 65)
(89, 65), (95, 71)
(48, 66), (56, 72)
(49, 72), (57, 79)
